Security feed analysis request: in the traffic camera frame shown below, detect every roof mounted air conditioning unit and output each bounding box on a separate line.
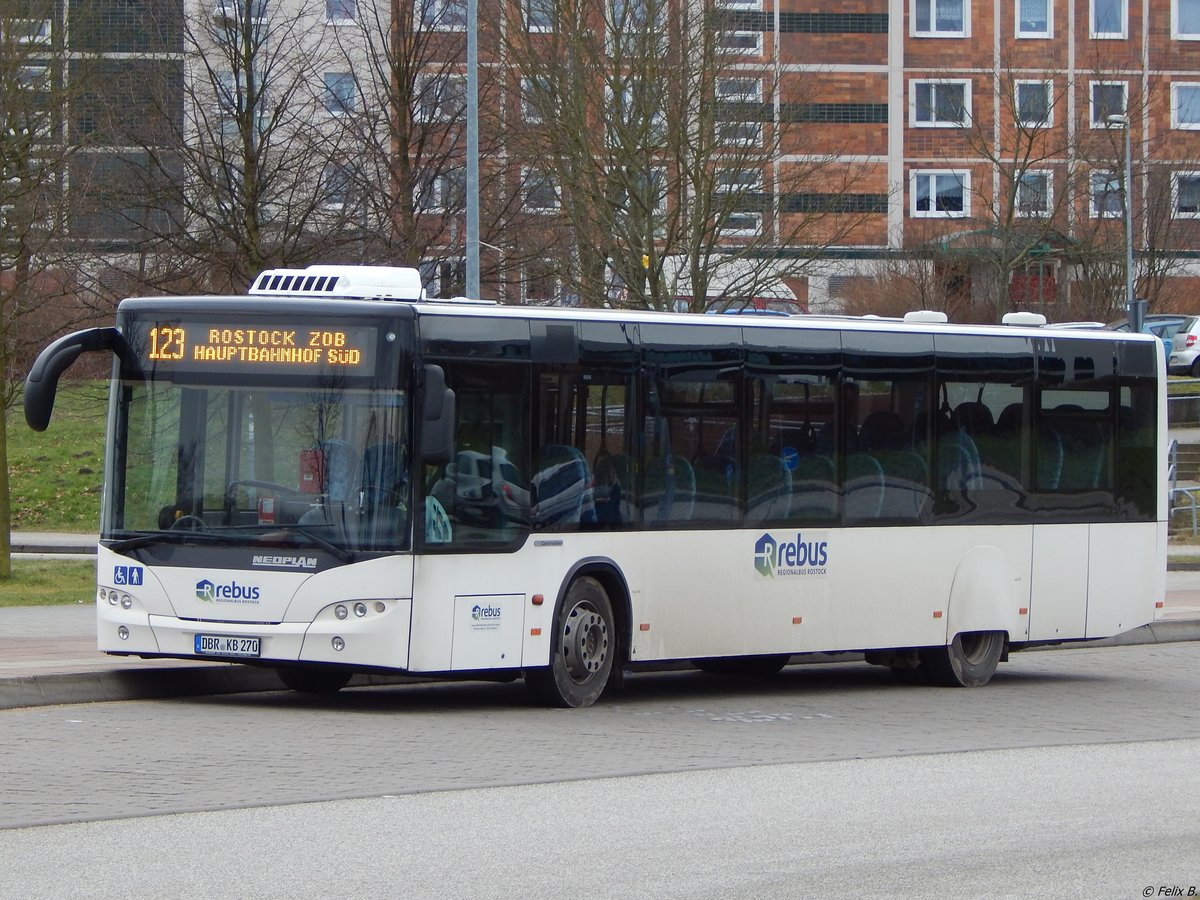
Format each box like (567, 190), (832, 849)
(249, 265), (425, 301)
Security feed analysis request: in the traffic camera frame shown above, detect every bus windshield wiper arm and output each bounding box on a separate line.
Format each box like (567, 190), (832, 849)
(263, 525), (356, 563)
(107, 530), (242, 553)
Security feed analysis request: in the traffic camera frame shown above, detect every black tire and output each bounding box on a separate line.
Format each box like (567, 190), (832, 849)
(526, 577), (616, 708)
(693, 654), (790, 677)
(920, 631), (1005, 687)
(1191, 357), (1200, 378)
(277, 666), (353, 694)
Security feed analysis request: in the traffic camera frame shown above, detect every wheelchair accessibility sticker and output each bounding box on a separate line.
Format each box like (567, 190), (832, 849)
(113, 565), (144, 586)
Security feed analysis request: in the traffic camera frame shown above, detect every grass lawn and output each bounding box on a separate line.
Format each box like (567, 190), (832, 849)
(7, 381), (107, 531)
(0, 559), (96, 607)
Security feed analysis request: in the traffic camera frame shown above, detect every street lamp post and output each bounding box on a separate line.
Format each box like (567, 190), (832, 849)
(465, 0), (479, 299)
(1107, 114), (1137, 328)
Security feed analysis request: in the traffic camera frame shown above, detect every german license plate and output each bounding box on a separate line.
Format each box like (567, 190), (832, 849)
(194, 634), (261, 658)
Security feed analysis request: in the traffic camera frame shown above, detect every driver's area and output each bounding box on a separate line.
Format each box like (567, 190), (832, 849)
(113, 380), (411, 555)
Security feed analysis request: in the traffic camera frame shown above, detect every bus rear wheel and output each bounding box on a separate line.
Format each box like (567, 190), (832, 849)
(920, 631), (1005, 687)
(277, 666), (353, 694)
(527, 577), (615, 708)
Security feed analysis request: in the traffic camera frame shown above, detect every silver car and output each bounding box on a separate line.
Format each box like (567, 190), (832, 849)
(1168, 316), (1200, 376)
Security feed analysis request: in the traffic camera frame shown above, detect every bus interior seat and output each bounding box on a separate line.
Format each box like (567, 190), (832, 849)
(789, 453), (837, 520)
(314, 439), (359, 502)
(644, 455), (695, 523)
(746, 454), (792, 523)
(358, 442), (406, 509)
(593, 453), (633, 525)
(876, 449), (932, 519)
(1058, 419), (1107, 490)
(844, 452), (884, 519)
(858, 410), (908, 452)
(692, 453), (737, 521)
(954, 401), (995, 436)
(1036, 425), (1063, 490)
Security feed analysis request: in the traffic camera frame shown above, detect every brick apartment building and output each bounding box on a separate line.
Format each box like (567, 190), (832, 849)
(8, 0), (1200, 318)
(697, 0), (1200, 316)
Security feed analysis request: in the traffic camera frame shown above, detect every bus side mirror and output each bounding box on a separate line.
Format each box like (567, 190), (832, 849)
(420, 364), (455, 466)
(24, 327), (138, 432)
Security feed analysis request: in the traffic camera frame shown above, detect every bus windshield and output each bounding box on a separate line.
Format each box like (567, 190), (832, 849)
(105, 377), (411, 555)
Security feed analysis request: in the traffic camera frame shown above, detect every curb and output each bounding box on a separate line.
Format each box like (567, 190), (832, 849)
(2, 622), (1196, 711)
(0, 666), (426, 711)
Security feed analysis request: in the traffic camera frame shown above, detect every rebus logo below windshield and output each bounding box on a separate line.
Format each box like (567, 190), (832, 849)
(195, 578), (261, 604)
(754, 533), (829, 578)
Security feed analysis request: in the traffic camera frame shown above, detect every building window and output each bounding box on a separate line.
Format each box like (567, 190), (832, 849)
(326, 0), (356, 22)
(912, 170), (969, 217)
(1091, 0), (1126, 37)
(216, 70), (267, 137)
(323, 72), (356, 115)
(1090, 171), (1123, 218)
(522, 77), (550, 123)
(716, 0), (762, 55)
(417, 0), (467, 31)
(911, 80), (971, 127)
(1017, 0), (1050, 36)
(1175, 0), (1200, 38)
(716, 77), (763, 146)
(1172, 83), (1200, 129)
(1015, 80), (1053, 127)
(609, 0), (667, 54)
(913, 0), (966, 37)
(609, 79), (666, 142)
(717, 168), (763, 235)
(1173, 172), (1200, 217)
(2, 17), (52, 43)
(321, 163), (355, 208)
(1016, 170), (1052, 216)
(524, 0), (554, 31)
(215, 0), (267, 22)
(420, 259), (466, 298)
(524, 260), (559, 303)
(15, 65), (51, 139)
(18, 65), (50, 92)
(415, 73), (465, 123)
(1090, 81), (1126, 127)
(525, 169), (559, 212)
(416, 169), (465, 212)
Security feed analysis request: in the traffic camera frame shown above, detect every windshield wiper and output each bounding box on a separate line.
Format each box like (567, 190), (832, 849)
(108, 525), (357, 563)
(262, 525), (356, 563)
(107, 530), (244, 553)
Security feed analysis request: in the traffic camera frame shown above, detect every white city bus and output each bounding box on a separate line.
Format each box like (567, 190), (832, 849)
(24, 266), (1166, 706)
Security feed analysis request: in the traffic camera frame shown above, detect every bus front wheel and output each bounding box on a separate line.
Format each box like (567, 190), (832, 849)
(527, 577), (615, 708)
(277, 666), (353, 694)
(920, 631), (1005, 687)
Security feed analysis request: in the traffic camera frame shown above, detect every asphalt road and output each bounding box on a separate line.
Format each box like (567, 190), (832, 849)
(1, 739), (1196, 899)
(2, 642), (1198, 897)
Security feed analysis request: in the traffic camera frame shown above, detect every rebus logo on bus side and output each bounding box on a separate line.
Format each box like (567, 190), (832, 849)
(754, 533), (829, 578)
(195, 579), (262, 604)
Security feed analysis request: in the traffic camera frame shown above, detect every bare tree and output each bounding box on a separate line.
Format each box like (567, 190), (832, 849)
(81, 0), (373, 295)
(502, 0), (874, 310)
(317, 0), (526, 296)
(1, 0), (101, 576)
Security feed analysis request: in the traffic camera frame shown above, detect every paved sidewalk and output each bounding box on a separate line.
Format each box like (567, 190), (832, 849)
(3, 532), (1199, 710)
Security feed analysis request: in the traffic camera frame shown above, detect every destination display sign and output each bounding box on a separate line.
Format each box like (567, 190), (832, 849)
(136, 321), (379, 376)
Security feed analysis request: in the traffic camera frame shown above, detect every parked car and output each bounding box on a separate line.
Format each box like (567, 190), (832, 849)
(1168, 316), (1200, 376)
(1109, 313), (1189, 346)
